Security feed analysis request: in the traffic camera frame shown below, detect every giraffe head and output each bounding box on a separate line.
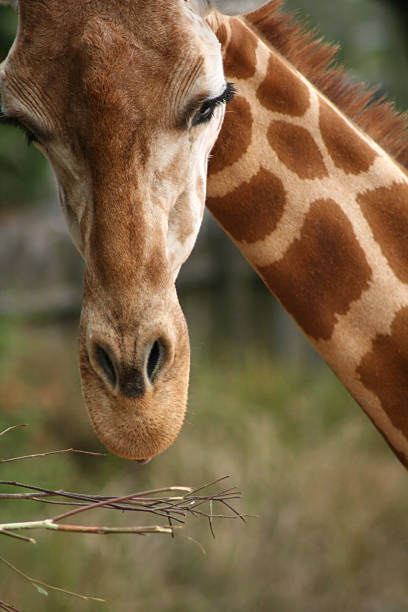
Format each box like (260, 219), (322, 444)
(0, 0), (265, 460)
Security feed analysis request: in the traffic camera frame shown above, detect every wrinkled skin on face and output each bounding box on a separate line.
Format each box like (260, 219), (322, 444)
(0, 0), (228, 459)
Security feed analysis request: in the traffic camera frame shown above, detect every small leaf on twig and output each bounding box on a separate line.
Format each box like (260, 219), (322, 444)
(0, 556), (105, 603)
(33, 584), (48, 597)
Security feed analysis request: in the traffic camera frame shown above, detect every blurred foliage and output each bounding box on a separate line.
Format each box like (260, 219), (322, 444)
(0, 6), (15, 58)
(0, 7), (51, 207)
(285, 0), (408, 110)
(1, 319), (408, 611)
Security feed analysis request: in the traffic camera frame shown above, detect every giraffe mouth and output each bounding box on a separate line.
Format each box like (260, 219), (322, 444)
(78, 288), (191, 461)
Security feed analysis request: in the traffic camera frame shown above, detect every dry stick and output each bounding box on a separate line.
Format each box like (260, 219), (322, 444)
(186, 475), (232, 496)
(0, 483), (187, 522)
(0, 600), (21, 612)
(0, 425), (27, 437)
(0, 448), (105, 464)
(220, 499), (247, 523)
(1, 493), (187, 523)
(0, 480), (242, 518)
(209, 499), (215, 539)
(0, 529), (35, 544)
(1, 476), (246, 542)
(0, 484), (245, 539)
(0, 519), (173, 537)
(50, 487), (193, 523)
(0, 480), (246, 605)
(0, 493), (52, 500)
(0, 556), (104, 603)
(1, 428), (246, 605)
(32, 498), (187, 523)
(0, 487), (178, 535)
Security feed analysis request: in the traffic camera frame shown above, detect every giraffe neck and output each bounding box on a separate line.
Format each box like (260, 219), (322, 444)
(207, 11), (408, 467)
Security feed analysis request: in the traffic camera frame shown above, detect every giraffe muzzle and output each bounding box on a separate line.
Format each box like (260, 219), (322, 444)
(78, 295), (190, 461)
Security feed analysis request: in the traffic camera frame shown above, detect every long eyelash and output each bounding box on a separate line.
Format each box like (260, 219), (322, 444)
(194, 82), (236, 125)
(0, 111), (36, 145)
(212, 81), (236, 108)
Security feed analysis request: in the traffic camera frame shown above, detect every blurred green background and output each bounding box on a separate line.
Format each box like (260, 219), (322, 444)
(1, 1), (408, 611)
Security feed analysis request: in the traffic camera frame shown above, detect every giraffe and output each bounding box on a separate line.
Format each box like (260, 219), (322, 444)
(1, 0), (408, 467)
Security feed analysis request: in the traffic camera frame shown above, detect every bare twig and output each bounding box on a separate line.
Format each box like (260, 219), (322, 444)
(209, 499), (215, 539)
(0, 529), (36, 544)
(0, 425), (27, 437)
(0, 600), (21, 612)
(0, 478), (244, 540)
(1, 427), (247, 609)
(0, 556), (105, 603)
(0, 448), (105, 463)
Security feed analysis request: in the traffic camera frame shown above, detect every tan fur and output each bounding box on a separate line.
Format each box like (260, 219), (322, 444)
(244, 0), (408, 169)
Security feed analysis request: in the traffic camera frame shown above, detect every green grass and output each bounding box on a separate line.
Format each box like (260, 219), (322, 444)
(1, 318), (407, 612)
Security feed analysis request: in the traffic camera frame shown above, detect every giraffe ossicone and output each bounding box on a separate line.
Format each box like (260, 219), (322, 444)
(1, 0), (408, 468)
(187, 0), (267, 16)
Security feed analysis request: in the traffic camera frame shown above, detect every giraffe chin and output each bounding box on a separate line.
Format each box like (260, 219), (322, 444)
(79, 355), (190, 461)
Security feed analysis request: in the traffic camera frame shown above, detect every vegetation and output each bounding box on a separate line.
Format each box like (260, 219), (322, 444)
(1, 320), (408, 611)
(0, 8), (51, 207)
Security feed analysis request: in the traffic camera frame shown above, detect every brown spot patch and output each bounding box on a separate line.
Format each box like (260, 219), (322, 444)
(319, 100), (377, 175)
(357, 307), (408, 439)
(267, 120), (328, 179)
(222, 18), (258, 80)
(256, 54), (310, 117)
(259, 199), (372, 340)
(208, 95), (253, 176)
(207, 167), (286, 244)
(215, 23), (228, 48)
(358, 182), (408, 284)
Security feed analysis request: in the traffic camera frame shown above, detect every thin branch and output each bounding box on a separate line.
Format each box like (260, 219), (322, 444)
(0, 478), (245, 541)
(1, 428), (248, 611)
(220, 499), (247, 523)
(0, 424), (27, 437)
(0, 520), (173, 536)
(0, 600), (21, 612)
(0, 493), (51, 500)
(0, 556), (105, 603)
(186, 475), (232, 496)
(0, 529), (36, 544)
(51, 487), (193, 523)
(0, 486), (187, 523)
(209, 499), (215, 539)
(1, 448), (105, 464)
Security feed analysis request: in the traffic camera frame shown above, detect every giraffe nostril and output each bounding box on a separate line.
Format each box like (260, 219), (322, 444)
(91, 338), (166, 395)
(146, 340), (163, 383)
(95, 344), (117, 389)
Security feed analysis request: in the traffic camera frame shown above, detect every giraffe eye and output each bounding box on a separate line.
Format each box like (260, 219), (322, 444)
(194, 100), (217, 125)
(191, 82), (236, 127)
